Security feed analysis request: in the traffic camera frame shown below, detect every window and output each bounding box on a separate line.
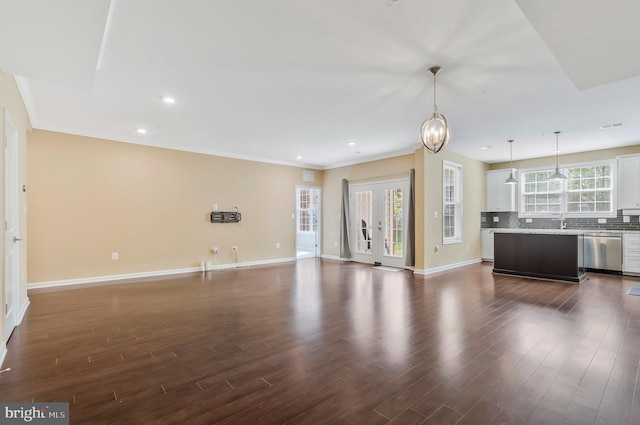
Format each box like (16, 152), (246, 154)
(520, 161), (615, 217)
(522, 170), (562, 214)
(384, 188), (403, 256)
(443, 161), (463, 244)
(296, 188), (318, 232)
(566, 164), (613, 213)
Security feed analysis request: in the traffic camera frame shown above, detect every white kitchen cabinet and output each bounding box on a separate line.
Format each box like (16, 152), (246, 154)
(618, 155), (640, 209)
(486, 169), (517, 212)
(481, 229), (494, 261)
(623, 233), (640, 275)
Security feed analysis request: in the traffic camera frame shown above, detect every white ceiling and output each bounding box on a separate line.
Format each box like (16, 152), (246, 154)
(1, 0), (639, 169)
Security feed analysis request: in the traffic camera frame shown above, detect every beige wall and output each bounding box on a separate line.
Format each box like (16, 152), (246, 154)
(422, 149), (488, 270)
(322, 148), (487, 272)
(27, 130), (320, 283)
(0, 71), (29, 345)
(490, 145), (640, 170)
(322, 153), (416, 260)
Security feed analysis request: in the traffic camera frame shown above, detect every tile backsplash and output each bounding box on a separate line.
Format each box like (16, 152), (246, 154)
(481, 210), (640, 231)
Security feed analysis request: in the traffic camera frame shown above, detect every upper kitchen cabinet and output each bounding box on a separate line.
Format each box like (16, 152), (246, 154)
(618, 154), (640, 210)
(486, 169), (517, 212)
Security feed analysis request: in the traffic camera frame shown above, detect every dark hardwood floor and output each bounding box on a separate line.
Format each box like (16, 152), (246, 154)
(2, 259), (640, 424)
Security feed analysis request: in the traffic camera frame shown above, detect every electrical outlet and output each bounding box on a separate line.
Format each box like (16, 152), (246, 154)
(212, 247), (218, 253)
(112, 252), (118, 260)
(526, 218), (533, 223)
(276, 242), (280, 248)
(493, 216), (499, 222)
(598, 218), (607, 224)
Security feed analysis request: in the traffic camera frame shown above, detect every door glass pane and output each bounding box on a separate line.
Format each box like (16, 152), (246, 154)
(355, 191), (373, 254)
(384, 188), (403, 257)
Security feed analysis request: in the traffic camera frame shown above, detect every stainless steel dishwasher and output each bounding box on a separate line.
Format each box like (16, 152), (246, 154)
(584, 232), (622, 273)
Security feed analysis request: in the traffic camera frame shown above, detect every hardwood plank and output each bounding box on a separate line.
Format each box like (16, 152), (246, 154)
(423, 405), (463, 425)
(1, 262), (639, 423)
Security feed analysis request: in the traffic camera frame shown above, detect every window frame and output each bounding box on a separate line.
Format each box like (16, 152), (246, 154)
(443, 160), (463, 245)
(296, 187), (318, 233)
(518, 159), (616, 219)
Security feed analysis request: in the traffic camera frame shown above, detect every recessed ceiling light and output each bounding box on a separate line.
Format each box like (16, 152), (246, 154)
(348, 141), (356, 146)
(600, 122), (623, 130)
(162, 96), (176, 104)
(136, 128), (147, 134)
(479, 145), (493, 150)
(296, 155), (303, 160)
(386, 0), (399, 6)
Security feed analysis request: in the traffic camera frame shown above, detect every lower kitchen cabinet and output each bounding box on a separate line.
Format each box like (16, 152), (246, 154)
(481, 229), (494, 261)
(623, 233), (640, 275)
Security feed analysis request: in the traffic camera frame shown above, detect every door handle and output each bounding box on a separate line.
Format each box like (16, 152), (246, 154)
(13, 236), (23, 243)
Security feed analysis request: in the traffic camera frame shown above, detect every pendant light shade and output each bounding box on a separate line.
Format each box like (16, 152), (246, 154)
(420, 66), (450, 154)
(549, 131), (567, 180)
(505, 139), (518, 184)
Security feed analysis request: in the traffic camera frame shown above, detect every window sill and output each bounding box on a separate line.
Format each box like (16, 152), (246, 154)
(443, 238), (462, 245)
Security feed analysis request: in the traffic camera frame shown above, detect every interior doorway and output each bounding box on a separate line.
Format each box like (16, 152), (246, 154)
(4, 110), (20, 342)
(296, 186), (321, 258)
(350, 179), (409, 268)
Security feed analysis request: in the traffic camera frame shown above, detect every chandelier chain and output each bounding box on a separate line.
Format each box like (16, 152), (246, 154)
(433, 72), (438, 114)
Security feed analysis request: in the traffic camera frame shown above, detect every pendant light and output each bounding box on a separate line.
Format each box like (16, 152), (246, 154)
(420, 66), (450, 154)
(549, 131), (567, 180)
(505, 139), (518, 184)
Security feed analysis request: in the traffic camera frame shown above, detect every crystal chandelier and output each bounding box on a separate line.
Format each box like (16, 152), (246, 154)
(420, 66), (450, 154)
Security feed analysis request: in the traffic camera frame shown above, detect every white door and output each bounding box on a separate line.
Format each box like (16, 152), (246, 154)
(350, 179), (409, 268)
(4, 110), (19, 341)
(296, 186), (321, 258)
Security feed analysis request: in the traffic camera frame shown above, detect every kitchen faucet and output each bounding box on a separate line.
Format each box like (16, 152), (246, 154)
(556, 211), (566, 230)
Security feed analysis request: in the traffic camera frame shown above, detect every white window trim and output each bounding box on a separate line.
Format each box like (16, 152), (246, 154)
(443, 160), (463, 245)
(518, 159), (617, 219)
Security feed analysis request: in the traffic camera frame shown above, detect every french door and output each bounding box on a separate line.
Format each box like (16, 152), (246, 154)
(4, 110), (19, 342)
(296, 186), (321, 258)
(350, 179), (409, 268)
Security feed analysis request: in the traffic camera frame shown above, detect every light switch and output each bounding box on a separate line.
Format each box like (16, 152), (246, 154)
(493, 216), (499, 222)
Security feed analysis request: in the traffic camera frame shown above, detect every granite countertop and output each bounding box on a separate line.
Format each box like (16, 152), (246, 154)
(486, 228), (637, 235)
(490, 228), (586, 235)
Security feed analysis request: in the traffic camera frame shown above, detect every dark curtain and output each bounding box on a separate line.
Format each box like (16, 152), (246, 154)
(404, 168), (415, 267)
(340, 179), (352, 258)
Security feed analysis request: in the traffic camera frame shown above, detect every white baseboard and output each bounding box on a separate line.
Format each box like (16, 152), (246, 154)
(321, 254), (349, 261)
(27, 257), (298, 290)
(0, 343), (6, 368)
(18, 298), (30, 324)
(414, 258), (481, 275)
(0, 299), (30, 368)
(209, 257), (297, 271)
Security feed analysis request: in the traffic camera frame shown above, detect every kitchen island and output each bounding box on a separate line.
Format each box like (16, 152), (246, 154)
(493, 230), (586, 283)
